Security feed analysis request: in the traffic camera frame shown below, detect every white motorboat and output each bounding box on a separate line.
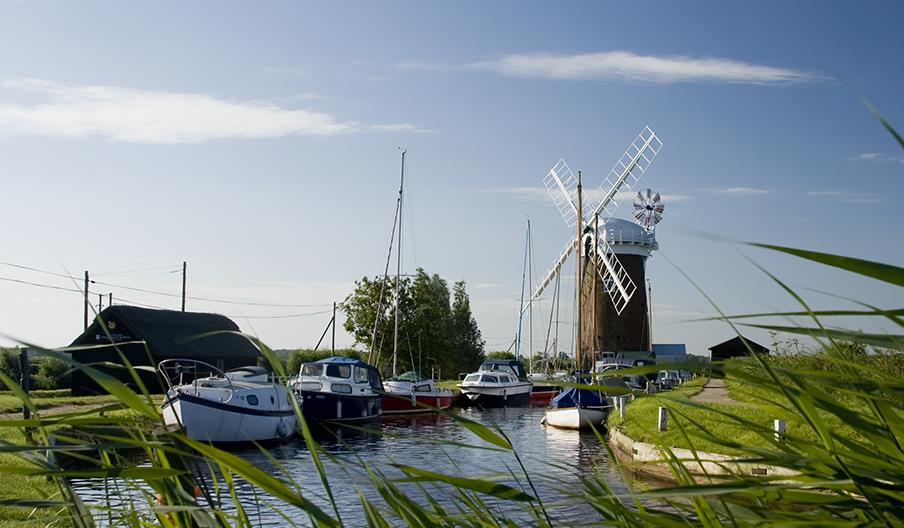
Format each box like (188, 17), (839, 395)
(290, 356), (383, 421)
(159, 360), (297, 444)
(382, 371), (453, 414)
(542, 384), (613, 430)
(457, 359), (532, 407)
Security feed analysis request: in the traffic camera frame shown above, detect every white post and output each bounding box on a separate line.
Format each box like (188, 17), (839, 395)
(618, 395), (626, 418)
(774, 418), (786, 442)
(658, 407), (668, 431)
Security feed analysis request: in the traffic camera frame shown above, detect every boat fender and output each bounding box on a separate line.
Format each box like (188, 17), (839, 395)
(410, 392), (416, 406)
(277, 419), (288, 438)
(503, 389), (507, 401)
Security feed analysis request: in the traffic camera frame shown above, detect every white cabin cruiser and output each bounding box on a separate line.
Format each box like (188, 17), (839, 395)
(291, 356), (383, 421)
(159, 359), (297, 444)
(457, 359), (532, 407)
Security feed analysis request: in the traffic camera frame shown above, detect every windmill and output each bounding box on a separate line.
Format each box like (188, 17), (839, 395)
(522, 126), (663, 367)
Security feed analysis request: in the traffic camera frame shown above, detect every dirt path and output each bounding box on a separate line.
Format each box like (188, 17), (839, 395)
(691, 378), (738, 405)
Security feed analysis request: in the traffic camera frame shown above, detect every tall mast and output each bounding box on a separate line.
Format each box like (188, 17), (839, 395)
(575, 171), (583, 373)
(593, 213), (599, 368)
(393, 149), (406, 378)
(528, 219), (533, 373)
(515, 219), (529, 360)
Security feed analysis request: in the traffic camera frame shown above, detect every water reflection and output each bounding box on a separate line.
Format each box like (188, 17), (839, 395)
(71, 407), (630, 526)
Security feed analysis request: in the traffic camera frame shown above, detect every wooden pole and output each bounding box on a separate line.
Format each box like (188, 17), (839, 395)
(575, 171), (583, 373)
(19, 348), (29, 420)
(332, 302), (336, 353)
(98, 293), (103, 312)
(83, 271), (89, 330)
(181, 261), (187, 312)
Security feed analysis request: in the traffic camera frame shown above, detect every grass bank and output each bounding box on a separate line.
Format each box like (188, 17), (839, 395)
(0, 391), (119, 414)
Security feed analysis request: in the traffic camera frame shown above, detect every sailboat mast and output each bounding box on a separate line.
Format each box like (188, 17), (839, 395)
(393, 149), (406, 378)
(515, 219), (529, 360)
(575, 171), (583, 372)
(528, 219), (533, 373)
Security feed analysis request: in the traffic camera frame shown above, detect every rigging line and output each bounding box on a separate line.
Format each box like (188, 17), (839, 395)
(0, 275), (82, 293)
(229, 309), (334, 320)
(368, 195), (402, 363)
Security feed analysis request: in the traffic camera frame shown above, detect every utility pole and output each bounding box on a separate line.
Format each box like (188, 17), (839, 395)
(332, 302), (336, 353)
(108, 293), (113, 307)
(83, 271), (89, 330)
(98, 293), (103, 312)
(181, 261), (187, 312)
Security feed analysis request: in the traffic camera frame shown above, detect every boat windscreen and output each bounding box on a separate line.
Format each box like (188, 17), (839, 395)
(301, 364), (323, 377)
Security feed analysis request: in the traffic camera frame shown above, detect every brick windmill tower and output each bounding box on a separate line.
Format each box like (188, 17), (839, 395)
(522, 127), (663, 370)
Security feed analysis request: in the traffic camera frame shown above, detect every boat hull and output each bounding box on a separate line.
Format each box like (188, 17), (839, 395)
(529, 385), (559, 404)
(381, 392), (453, 414)
(298, 390), (382, 421)
(162, 392), (297, 443)
(543, 406), (609, 430)
(458, 383), (532, 408)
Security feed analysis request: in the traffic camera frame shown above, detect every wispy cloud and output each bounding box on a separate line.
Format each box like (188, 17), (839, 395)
(807, 191), (881, 204)
(0, 78), (424, 144)
(706, 186), (769, 198)
(479, 186), (690, 204)
(467, 51), (823, 84)
(850, 152), (904, 164)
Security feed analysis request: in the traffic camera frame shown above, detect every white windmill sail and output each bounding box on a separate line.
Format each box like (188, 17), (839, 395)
(523, 126), (662, 316)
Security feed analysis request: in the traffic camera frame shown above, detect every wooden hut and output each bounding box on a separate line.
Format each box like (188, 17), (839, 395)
(69, 306), (261, 395)
(708, 335), (769, 361)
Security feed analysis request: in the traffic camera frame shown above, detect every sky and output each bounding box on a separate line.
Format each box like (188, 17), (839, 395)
(0, 1), (901, 360)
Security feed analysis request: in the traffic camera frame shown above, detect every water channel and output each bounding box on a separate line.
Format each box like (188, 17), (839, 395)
(71, 406), (633, 526)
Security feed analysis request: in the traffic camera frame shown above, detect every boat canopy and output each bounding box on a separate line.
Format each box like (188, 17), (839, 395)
(304, 356), (383, 391)
(550, 387), (607, 409)
(478, 359), (527, 380)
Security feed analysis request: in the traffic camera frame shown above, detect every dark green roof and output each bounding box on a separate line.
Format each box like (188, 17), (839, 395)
(70, 305), (260, 359)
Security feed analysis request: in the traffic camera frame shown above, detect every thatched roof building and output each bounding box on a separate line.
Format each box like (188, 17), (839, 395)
(69, 306), (260, 395)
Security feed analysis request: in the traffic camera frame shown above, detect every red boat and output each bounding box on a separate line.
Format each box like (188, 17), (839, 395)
(382, 372), (453, 414)
(529, 384), (559, 404)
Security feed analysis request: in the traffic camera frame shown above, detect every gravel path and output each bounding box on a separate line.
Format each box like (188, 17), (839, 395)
(691, 378), (738, 405)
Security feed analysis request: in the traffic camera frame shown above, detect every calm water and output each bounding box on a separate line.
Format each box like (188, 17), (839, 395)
(71, 406), (631, 526)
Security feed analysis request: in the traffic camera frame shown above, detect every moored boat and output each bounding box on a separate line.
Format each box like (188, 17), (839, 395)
(458, 359), (532, 407)
(291, 356), (382, 421)
(382, 371), (453, 414)
(159, 360), (297, 444)
(542, 384), (612, 429)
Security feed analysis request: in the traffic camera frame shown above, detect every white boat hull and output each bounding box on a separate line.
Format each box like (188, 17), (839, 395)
(163, 393), (297, 443)
(543, 407), (609, 430)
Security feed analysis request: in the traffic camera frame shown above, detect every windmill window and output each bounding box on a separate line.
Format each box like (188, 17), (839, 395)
(247, 395), (259, 406)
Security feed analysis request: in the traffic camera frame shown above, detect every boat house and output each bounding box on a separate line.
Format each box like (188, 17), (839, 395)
(69, 306), (261, 395)
(708, 335), (769, 361)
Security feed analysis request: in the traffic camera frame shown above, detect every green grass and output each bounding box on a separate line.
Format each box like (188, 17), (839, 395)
(0, 392), (119, 414)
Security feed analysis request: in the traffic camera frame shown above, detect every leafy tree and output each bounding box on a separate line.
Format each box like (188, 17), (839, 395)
(449, 280), (486, 375)
(343, 269), (485, 379)
(486, 351), (515, 360)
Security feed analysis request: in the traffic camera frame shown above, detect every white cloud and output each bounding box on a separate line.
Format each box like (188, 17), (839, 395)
(0, 78), (423, 144)
(807, 191), (881, 204)
(850, 152), (904, 163)
(479, 186), (689, 204)
(468, 51), (823, 84)
(706, 186), (769, 198)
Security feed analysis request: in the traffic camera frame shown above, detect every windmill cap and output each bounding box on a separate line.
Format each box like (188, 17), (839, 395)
(603, 218), (658, 254)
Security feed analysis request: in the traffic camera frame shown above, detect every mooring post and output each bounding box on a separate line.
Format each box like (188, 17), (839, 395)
(658, 406), (667, 431)
(618, 395), (626, 418)
(19, 348), (30, 420)
(774, 418), (786, 442)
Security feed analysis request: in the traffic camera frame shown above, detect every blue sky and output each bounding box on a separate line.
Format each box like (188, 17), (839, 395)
(0, 1), (901, 358)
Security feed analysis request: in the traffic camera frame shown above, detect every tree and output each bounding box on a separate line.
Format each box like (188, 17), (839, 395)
(342, 269), (485, 379)
(450, 280), (486, 375)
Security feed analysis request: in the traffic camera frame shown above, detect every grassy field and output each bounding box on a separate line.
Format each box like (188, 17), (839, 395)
(0, 390), (120, 414)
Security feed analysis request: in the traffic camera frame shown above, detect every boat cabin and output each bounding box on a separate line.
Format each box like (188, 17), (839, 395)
(477, 359), (527, 380)
(297, 356), (383, 395)
(462, 371), (519, 386)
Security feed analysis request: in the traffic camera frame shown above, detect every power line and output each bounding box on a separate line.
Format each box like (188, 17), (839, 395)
(0, 275), (82, 293)
(0, 260), (332, 309)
